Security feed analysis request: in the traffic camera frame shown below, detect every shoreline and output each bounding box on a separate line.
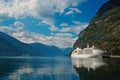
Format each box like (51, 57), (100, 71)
(102, 55), (120, 58)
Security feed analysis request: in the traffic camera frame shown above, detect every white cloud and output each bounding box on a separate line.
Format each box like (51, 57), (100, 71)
(70, 25), (87, 34)
(0, 22), (77, 48)
(48, 21), (88, 34)
(0, 26), (15, 34)
(65, 8), (82, 15)
(14, 21), (24, 27)
(51, 0), (86, 13)
(0, 0), (88, 48)
(41, 18), (55, 27)
(59, 27), (70, 33)
(0, 0), (85, 17)
(60, 23), (68, 27)
(0, 21), (88, 48)
(72, 21), (82, 25)
(54, 33), (73, 38)
(49, 25), (59, 32)
(0, 0), (87, 26)
(59, 21), (88, 34)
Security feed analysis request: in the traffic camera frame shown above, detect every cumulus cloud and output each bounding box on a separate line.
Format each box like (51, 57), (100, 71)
(54, 33), (73, 38)
(59, 25), (87, 34)
(65, 8), (82, 15)
(49, 25), (59, 32)
(0, 21), (76, 48)
(14, 21), (25, 27)
(60, 23), (68, 27)
(0, 0), (86, 18)
(0, 0), (88, 48)
(54, 21), (88, 34)
(0, 0), (87, 25)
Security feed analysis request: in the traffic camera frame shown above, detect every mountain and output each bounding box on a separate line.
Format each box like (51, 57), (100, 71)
(74, 0), (120, 54)
(60, 47), (73, 56)
(0, 31), (38, 56)
(30, 43), (72, 56)
(0, 31), (72, 56)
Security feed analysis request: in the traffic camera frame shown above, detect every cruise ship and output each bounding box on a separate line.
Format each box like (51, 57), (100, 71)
(71, 44), (104, 58)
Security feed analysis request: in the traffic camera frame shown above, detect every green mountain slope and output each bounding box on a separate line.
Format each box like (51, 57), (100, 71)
(30, 43), (62, 56)
(74, 0), (120, 54)
(0, 31), (38, 56)
(0, 31), (72, 56)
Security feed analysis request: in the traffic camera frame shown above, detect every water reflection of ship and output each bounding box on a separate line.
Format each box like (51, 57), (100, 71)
(72, 58), (106, 71)
(72, 58), (107, 80)
(72, 58), (120, 80)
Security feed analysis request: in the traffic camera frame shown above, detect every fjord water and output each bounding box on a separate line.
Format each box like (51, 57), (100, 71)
(0, 57), (120, 80)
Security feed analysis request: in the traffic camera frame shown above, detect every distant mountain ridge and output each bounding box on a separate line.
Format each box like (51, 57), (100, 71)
(30, 43), (62, 56)
(61, 47), (73, 56)
(0, 31), (72, 56)
(0, 31), (37, 56)
(74, 0), (120, 54)
(30, 43), (72, 56)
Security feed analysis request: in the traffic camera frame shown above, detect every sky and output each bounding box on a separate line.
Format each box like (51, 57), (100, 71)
(0, 0), (108, 48)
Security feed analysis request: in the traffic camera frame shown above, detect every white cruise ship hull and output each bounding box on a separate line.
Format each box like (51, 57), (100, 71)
(71, 50), (104, 58)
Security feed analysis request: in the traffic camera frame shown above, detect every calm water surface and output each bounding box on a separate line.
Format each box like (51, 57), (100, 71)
(0, 57), (120, 80)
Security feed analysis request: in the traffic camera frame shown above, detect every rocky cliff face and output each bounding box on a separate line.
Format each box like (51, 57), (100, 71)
(74, 0), (120, 54)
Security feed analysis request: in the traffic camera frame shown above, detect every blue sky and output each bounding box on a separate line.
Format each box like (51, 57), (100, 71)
(0, 0), (108, 48)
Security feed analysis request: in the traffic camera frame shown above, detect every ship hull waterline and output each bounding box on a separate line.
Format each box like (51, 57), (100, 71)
(71, 50), (104, 58)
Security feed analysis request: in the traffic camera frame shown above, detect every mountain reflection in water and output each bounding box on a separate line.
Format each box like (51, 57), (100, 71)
(0, 57), (79, 80)
(72, 58), (120, 80)
(0, 57), (120, 80)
